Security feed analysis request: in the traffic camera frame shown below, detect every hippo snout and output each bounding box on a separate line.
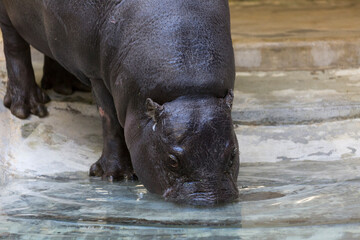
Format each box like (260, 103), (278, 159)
(163, 178), (239, 206)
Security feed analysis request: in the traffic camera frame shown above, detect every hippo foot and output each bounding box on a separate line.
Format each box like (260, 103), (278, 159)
(89, 158), (138, 182)
(41, 71), (90, 96)
(4, 83), (50, 119)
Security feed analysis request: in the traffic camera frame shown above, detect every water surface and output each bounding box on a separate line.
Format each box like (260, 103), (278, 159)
(1, 160), (360, 239)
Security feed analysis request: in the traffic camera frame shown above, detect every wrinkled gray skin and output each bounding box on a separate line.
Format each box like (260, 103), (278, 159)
(0, 0), (239, 205)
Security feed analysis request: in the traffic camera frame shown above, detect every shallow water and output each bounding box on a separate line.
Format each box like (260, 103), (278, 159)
(1, 159), (360, 239)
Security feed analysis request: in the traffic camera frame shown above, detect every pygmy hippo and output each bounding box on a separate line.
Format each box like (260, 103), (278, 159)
(0, 0), (239, 205)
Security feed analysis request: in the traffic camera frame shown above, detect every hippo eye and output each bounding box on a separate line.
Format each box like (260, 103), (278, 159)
(168, 154), (179, 168)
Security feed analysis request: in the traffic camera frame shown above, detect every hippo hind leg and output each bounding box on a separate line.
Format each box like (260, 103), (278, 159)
(41, 56), (91, 95)
(0, 12), (50, 119)
(89, 78), (137, 181)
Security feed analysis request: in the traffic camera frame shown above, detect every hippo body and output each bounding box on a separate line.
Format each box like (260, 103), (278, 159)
(0, 0), (239, 205)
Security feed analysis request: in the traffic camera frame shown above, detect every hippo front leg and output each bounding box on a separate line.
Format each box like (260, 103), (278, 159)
(41, 56), (91, 95)
(89, 78), (137, 181)
(0, 12), (50, 119)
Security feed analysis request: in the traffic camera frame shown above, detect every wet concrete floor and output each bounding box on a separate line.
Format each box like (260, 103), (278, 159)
(2, 51), (360, 238)
(2, 1), (360, 238)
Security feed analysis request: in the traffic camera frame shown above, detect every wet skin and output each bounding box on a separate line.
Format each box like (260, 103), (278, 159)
(0, 0), (239, 205)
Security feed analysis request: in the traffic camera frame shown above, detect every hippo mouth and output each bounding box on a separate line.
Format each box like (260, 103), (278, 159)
(163, 178), (239, 206)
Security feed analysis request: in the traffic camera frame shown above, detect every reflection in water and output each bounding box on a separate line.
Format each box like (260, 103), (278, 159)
(295, 196), (321, 204)
(1, 160), (360, 238)
(239, 191), (285, 202)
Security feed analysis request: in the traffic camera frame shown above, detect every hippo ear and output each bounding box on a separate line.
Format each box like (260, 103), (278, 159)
(146, 98), (164, 122)
(224, 89), (234, 109)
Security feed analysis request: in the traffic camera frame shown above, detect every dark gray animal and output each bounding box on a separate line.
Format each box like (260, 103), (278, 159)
(0, 0), (239, 205)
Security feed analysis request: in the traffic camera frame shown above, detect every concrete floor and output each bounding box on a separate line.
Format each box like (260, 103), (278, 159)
(230, 0), (360, 43)
(2, 1), (360, 239)
(230, 0), (360, 71)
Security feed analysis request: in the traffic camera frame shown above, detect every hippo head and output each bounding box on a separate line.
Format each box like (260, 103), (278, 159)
(127, 90), (239, 206)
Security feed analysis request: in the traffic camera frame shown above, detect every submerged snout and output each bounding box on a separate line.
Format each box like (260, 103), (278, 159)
(163, 178), (239, 206)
